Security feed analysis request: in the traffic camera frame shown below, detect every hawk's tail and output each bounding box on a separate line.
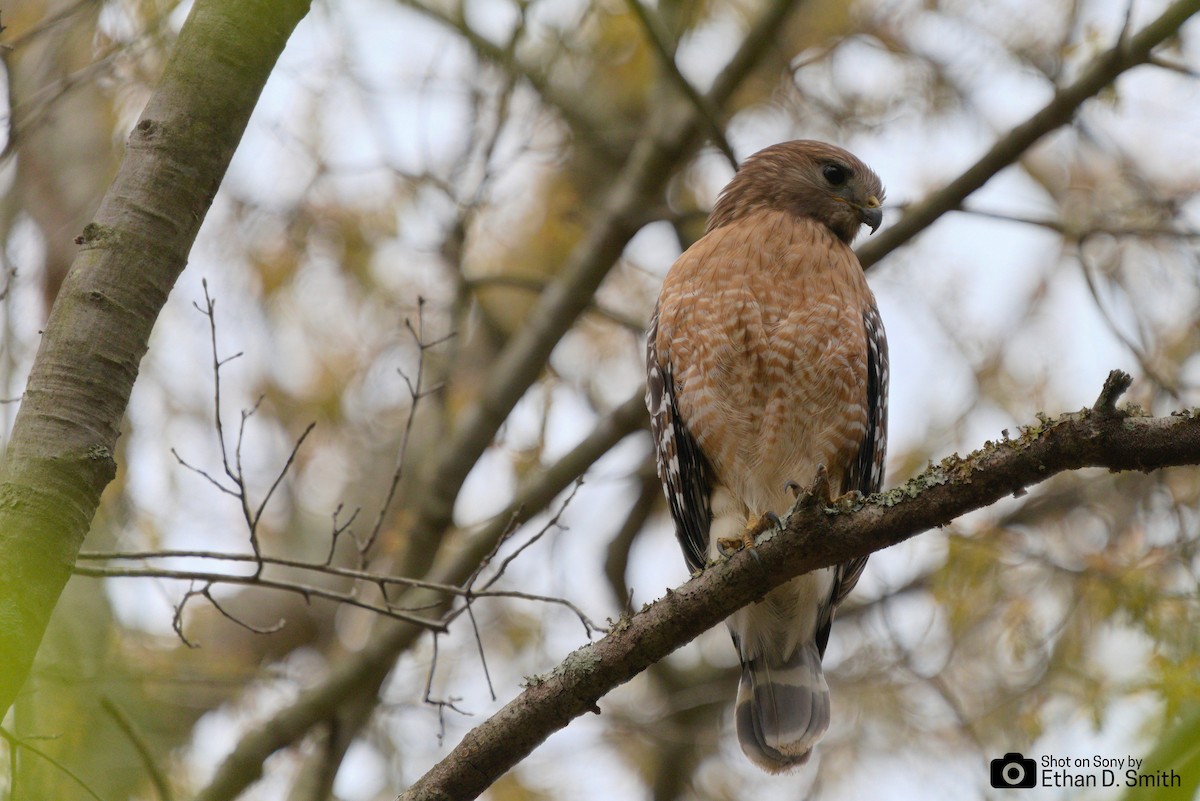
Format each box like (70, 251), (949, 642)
(734, 640), (829, 773)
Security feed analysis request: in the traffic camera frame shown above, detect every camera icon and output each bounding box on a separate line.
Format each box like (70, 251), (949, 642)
(990, 752), (1037, 788)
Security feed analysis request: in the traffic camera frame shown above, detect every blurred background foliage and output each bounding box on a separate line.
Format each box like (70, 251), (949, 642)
(1, 0), (1199, 799)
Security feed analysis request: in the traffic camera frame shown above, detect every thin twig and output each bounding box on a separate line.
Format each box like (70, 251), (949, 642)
(397, 0), (621, 162)
(325, 503), (361, 566)
(464, 603), (496, 702)
(464, 507), (527, 591)
(203, 586), (287, 636)
(178, 281), (316, 580)
(460, 479), (605, 638)
(75, 566), (447, 639)
(196, 280), (242, 490)
(234, 399), (264, 561)
(856, 0), (1200, 270)
(475, 479), (584, 594)
(100, 697), (174, 801)
(170, 449), (240, 497)
(424, 633), (473, 746)
(75, 549), (603, 635)
(251, 421), (315, 536)
(172, 583), (204, 648)
(0, 726), (107, 801)
(623, 0), (737, 168)
(1147, 53), (1200, 77)
(1094, 369), (1134, 413)
(954, 205), (1200, 240)
(1078, 247), (1184, 402)
(362, 297), (454, 560)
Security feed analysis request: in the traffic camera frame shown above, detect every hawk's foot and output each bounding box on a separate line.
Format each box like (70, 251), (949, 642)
(716, 512), (782, 555)
(788, 464), (833, 507)
(786, 466), (866, 514)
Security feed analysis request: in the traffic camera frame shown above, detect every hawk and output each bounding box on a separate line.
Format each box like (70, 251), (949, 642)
(645, 140), (888, 772)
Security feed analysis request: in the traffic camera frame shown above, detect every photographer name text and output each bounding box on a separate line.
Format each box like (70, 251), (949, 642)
(1040, 755), (1181, 789)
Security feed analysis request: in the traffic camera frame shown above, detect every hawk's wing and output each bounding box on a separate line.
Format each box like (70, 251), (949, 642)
(646, 307), (713, 573)
(829, 303), (889, 611)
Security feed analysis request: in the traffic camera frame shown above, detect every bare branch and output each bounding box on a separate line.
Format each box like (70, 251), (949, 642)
(623, 0), (737, 168)
(100, 697), (175, 801)
(461, 274), (645, 332)
(424, 633), (474, 746)
(178, 282), (316, 573)
(401, 0), (809, 580)
(233, 398), (264, 547)
(397, 377), (1200, 801)
(77, 546), (608, 641)
(454, 479), (606, 638)
(203, 585), (286, 636)
(465, 603), (496, 702)
(325, 503), (361, 566)
(953, 205), (1200, 240)
(169, 448), (240, 497)
(474, 479), (584, 594)
(73, 564), (447, 633)
(398, 0), (622, 162)
(1148, 53), (1200, 77)
(192, 391), (647, 801)
(857, 0), (1200, 269)
(460, 392), (649, 591)
(172, 584), (203, 648)
(250, 421), (315, 534)
(0, 726), (105, 801)
(195, 280), (241, 488)
(362, 297), (452, 560)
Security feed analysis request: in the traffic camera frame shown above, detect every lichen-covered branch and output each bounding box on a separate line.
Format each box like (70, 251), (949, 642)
(398, 372), (1200, 801)
(0, 0), (311, 718)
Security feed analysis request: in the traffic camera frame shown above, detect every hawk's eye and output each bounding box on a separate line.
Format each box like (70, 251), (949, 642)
(822, 163), (849, 186)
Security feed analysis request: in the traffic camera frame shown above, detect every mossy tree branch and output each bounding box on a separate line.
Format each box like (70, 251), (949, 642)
(397, 371), (1200, 801)
(0, 0), (311, 718)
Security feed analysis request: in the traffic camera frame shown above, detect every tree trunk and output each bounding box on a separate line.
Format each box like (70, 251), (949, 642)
(0, 0), (311, 718)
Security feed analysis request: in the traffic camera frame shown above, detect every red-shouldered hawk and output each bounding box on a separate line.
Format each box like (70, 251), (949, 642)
(645, 140), (888, 772)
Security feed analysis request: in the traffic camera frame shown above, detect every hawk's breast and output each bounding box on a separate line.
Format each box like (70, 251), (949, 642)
(655, 210), (873, 515)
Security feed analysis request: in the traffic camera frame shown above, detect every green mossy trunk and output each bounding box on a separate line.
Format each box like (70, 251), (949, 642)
(0, 0), (311, 718)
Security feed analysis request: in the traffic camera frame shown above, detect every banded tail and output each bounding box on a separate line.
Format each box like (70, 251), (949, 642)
(734, 640), (829, 773)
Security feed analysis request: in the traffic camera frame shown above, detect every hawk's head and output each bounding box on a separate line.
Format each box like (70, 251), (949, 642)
(708, 140), (885, 244)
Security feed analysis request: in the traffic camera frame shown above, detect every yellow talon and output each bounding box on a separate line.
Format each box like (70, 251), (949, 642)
(716, 512), (781, 554)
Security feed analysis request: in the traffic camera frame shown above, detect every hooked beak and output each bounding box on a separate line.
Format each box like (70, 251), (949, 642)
(857, 196), (883, 234)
